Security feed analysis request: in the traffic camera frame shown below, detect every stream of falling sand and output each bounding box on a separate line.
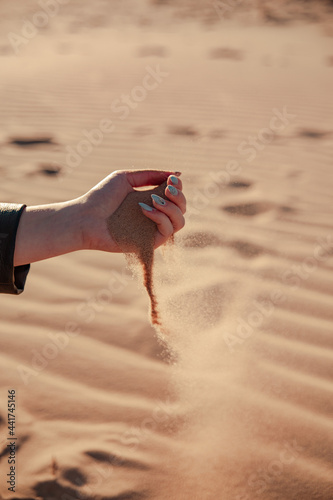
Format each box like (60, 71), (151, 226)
(107, 181), (168, 328)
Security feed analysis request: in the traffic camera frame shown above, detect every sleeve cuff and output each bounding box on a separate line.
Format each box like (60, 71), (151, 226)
(0, 203), (30, 295)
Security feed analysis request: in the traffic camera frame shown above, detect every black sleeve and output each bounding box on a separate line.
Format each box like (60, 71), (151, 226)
(0, 203), (30, 295)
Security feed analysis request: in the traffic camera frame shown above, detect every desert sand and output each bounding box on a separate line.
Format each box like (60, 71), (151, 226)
(0, 1), (333, 499)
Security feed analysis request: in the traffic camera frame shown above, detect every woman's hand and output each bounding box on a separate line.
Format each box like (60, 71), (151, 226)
(81, 169), (186, 253)
(14, 169), (186, 266)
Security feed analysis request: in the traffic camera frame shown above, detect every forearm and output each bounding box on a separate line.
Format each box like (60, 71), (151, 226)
(14, 198), (86, 266)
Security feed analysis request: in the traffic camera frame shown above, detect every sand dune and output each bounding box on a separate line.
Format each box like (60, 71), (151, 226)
(0, 1), (333, 499)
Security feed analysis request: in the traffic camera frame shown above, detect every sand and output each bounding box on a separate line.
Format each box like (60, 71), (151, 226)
(0, 1), (333, 499)
(107, 181), (169, 327)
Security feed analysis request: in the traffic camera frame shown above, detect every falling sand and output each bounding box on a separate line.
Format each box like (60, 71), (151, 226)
(107, 181), (169, 328)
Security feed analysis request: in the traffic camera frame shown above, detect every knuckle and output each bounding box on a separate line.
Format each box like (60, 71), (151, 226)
(112, 169), (123, 177)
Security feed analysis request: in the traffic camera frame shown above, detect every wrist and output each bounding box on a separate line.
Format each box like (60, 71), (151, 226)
(71, 195), (96, 251)
(14, 198), (88, 266)
(61, 197), (88, 253)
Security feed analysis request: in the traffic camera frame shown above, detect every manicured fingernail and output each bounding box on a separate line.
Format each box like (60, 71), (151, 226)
(174, 171), (182, 176)
(138, 202), (154, 212)
(167, 185), (178, 196)
(170, 175), (179, 185)
(151, 194), (167, 206)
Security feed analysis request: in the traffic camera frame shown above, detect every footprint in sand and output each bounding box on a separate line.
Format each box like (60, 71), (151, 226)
(209, 47), (243, 61)
(297, 128), (332, 140)
(62, 467), (87, 486)
(182, 231), (223, 248)
(34, 480), (87, 500)
(227, 240), (263, 258)
(8, 134), (56, 147)
(137, 45), (167, 57)
(0, 433), (28, 459)
(222, 201), (273, 217)
(227, 180), (253, 189)
(208, 129), (225, 139)
(39, 163), (63, 176)
(85, 449), (150, 470)
(11, 498), (35, 500)
(279, 205), (295, 214)
(168, 125), (199, 137)
(182, 231), (263, 258)
(151, 0), (172, 5)
(3, 162), (62, 179)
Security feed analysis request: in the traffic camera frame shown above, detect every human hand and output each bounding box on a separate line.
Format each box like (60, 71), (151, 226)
(13, 169), (186, 267)
(80, 169), (186, 253)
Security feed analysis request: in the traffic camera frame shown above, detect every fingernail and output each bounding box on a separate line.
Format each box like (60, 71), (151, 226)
(170, 175), (179, 185)
(167, 185), (178, 196)
(174, 171), (182, 177)
(151, 194), (167, 206)
(138, 202), (154, 212)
